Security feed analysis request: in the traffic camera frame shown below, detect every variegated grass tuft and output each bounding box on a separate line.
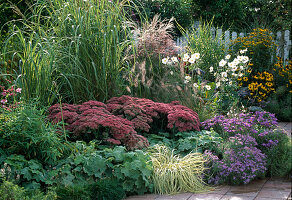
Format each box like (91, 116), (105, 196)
(150, 145), (210, 195)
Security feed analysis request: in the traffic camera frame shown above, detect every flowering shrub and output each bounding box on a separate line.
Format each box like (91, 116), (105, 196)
(107, 95), (200, 133)
(0, 78), (22, 110)
(201, 111), (278, 139)
(231, 28), (276, 73)
(48, 100), (149, 150)
(204, 134), (267, 185)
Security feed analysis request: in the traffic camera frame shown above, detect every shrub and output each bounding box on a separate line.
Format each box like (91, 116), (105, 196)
(125, 14), (180, 101)
(90, 178), (125, 200)
(55, 184), (91, 200)
(147, 130), (223, 156)
(48, 100), (149, 150)
(183, 19), (226, 82)
(0, 102), (70, 165)
(204, 134), (267, 185)
(231, 28), (277, 103)
(106, 95), (200, 134)
(150, 145), (208, 194)
(2, 0), (134, 105)
(0, 180), (57, 200)
(265, 58), (292, 121)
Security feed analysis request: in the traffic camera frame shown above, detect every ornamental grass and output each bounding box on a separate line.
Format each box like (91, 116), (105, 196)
(150, 145), (209, 195)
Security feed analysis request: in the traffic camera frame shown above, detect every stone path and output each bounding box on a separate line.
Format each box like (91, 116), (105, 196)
(125, 177), (291, 200)
(125, 122), (292, 200)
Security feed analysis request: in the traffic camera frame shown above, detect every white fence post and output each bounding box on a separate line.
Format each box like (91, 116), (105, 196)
(175, 29), (291, 61)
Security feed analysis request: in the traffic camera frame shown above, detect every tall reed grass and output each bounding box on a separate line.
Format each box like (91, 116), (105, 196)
(2, 0), (135, 105)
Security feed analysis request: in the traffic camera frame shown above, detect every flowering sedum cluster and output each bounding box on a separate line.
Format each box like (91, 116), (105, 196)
(0, 78), (22, 110)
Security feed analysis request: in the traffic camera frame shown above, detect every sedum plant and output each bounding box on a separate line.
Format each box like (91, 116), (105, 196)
(150, 145), (208, 194)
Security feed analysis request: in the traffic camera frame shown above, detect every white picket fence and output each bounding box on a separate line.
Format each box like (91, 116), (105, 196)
(176, 28), (291, 64)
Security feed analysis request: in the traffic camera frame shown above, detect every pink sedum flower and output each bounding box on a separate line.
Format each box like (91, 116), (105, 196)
(16, 88), (22, 93)
(1, 99), (8, 104)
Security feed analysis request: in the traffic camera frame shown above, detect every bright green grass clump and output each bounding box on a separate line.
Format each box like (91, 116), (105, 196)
(150, 145), (210, 195)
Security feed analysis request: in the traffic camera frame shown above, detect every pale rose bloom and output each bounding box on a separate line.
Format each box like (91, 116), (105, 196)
(219, 59), (227, 67)
(16, 88), (22, 93)
(193, 83), (199, 88)
(188, 57), (195, 64)
(209, 66), (214, 72)
(205, 85), (211, 90)
(171, 57), (178, 63)
(225, 54), (231, 60)
(162, 58), (168, 64)
(1, 99), (7, 104)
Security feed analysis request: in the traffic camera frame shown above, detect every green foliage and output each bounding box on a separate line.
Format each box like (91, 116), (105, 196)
(0, 180), (57, 200)
(102, 146), (153, 195)
(0, 102), (70, 165)
(1, 155), (53, 189)
(55, 184), (91, 200)
(183, 20), (226, 82)
(90, 178), (125, 200)
(2, 0), (133, 105)
(256, 130), (292, 177)
(148, 130), (223, 156)
(131, 0), (193, 36)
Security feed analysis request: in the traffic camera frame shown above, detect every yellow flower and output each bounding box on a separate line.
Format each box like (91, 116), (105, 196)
(243, 77), (248, 81)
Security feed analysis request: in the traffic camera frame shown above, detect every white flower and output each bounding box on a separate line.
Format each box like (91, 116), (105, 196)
(231, 66), (238, 72)
(171, 57), (178, 63)
(225, 54), (231, 60)
(216, 82), (221, 88)
(183, 53), (190, 62)
(188, 57), (195, 64)
(191, 53), (200, 60)
(193, 83), (199, 88)
(238, 73), (244, 77)
(185, 75), (192, 80)
(228, 62), (234, 68)
(205, 85), (211, 90)
(229, 81), (233, 85)
(162, 58), (168, 64)
(232, 58), (240, 66)
(221, 72), (227, 78)
(209, 66), (214, 72)
(239, 65), (244, 70)
(242, 56), (249, 63)
(184, 80), (189, 84)
(219, 59), (227, 67)
(170, 71), (174, 75)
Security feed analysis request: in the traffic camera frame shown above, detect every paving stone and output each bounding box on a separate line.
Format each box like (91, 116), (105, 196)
(124, 194), (159, 200)
(188, 193), (222, 200)
(263, 179), (292, 190)
(220, 194), (255, 200)
(155, 192), (192, 200)
(256, 188), (291, 199)
(226, 185), (261, 198)
(205, 185), (231, 195)
(254, 197), (287, 200)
